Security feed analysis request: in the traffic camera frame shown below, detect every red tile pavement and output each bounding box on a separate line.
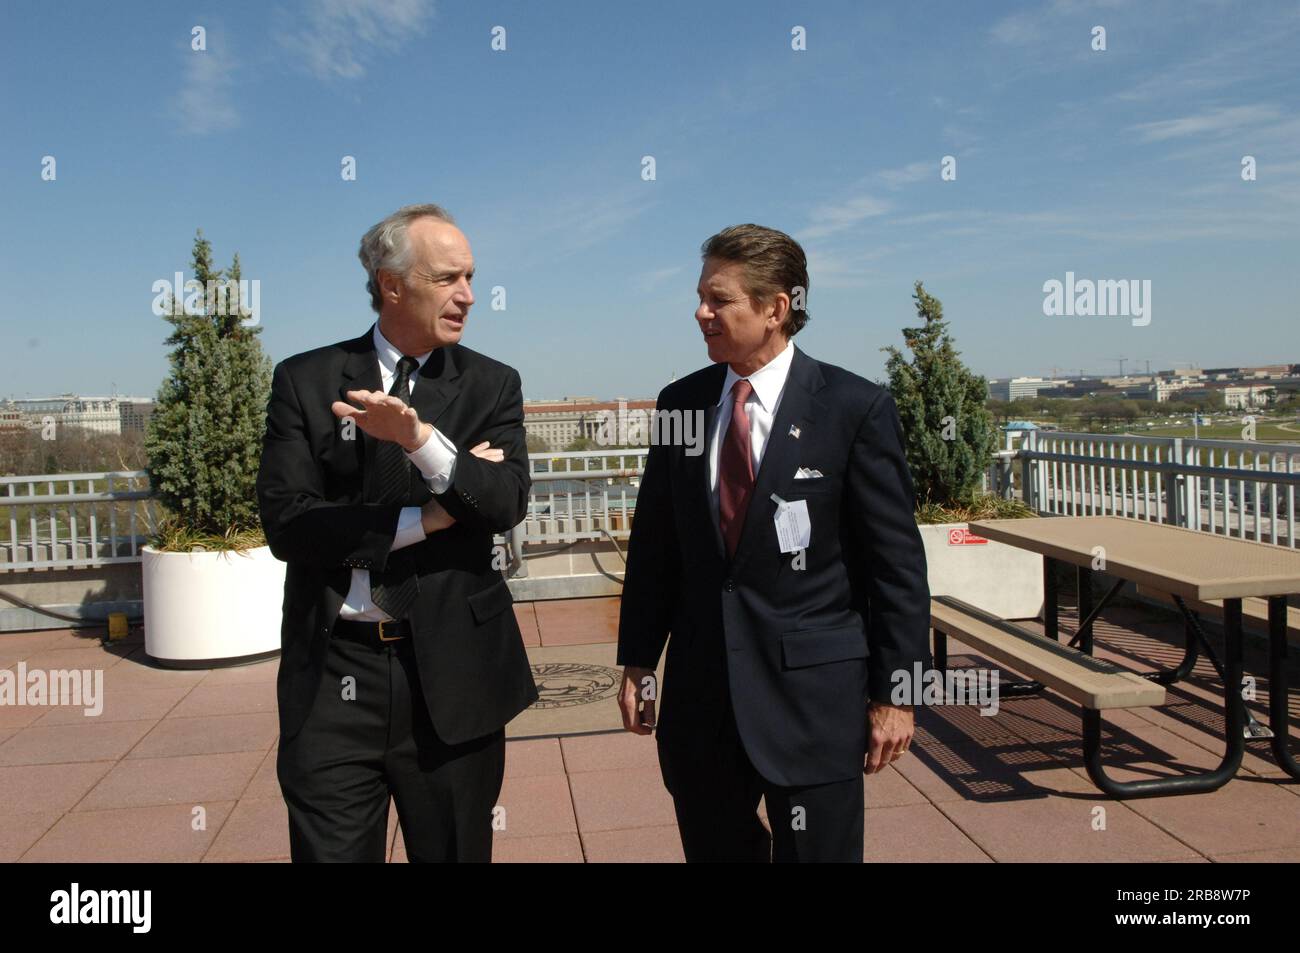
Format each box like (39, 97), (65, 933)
(0, 813), (62, 862)
(514, 603), (541, 647)
(1, 594), (1297, 862)
(534, 596), (620, 646)
(126, 712), (279, 760)
(505, 737), (566, 777)
(34, 685), (191, 726)
(76, 751), (265, 811)
(560, 731), (660, 774)
(204, 796), (292, 862)
(0, 720), (155, 766)
(582, 825), (684, 862)
(567, 767), (678, 831)
(492, 833), (585, 863)
(863, 804), (993, 863)
(20, 802), (236, 862)
(494, 774), (578, 839)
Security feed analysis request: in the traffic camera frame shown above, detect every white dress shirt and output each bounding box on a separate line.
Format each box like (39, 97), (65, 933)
(339, 324), (459, 621)
(708, 339), (796, 519)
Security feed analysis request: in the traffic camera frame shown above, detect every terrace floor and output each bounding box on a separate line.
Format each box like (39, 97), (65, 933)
(1, 595), (1298, 862)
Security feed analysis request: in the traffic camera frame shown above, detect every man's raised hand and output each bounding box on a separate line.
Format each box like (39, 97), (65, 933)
(332, 389), (431, 451)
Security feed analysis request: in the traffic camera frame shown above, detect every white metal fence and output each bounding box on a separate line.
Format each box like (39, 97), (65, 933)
(1, 471), (157, 570)
(1015, 430), (1300, 547)
(0, 451), (647, 572)
(6, 434), (1300, 573)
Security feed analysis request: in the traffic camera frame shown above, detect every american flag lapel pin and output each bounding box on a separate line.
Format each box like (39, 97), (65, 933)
(789, 425), (801, 439)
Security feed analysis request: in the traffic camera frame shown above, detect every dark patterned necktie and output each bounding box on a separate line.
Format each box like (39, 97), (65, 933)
(718, 379), (755, 558)
(369, 355), (420, 619)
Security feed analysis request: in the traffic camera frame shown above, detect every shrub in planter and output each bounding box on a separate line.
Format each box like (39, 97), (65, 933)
(882, 281), (1040, 617)
(141, 231), (279, 665)
(882, 280), (996, 508)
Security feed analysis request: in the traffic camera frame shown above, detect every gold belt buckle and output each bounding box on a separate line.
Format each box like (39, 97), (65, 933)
(377, 620), (403, 642)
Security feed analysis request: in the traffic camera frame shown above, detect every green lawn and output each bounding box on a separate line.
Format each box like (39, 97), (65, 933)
(1040, 417), (1300, 444)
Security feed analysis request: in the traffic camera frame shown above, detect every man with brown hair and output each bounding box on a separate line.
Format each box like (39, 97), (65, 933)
(617, 224), (931, 862)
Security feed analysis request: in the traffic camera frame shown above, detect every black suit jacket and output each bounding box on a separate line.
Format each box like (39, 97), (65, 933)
(256, 325), (538, 742)
(617, 346), (932, 787)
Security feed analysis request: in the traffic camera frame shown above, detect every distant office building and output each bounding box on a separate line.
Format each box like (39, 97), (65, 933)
(523, 397), (656, 450)
(1204, 364), (1291, 380)
(0, 403), (29, 431)
(1063, 379), (1106, 396)
(1137, 378), (1203, 402)
(9, 395), (122, 435)
(1223, 385), (1276, 409)
(987, 377), (1068, 401)
(1100, 375), (1153, 388)
(118, 398), (155, 434)
(1240, 365), (1290, 379)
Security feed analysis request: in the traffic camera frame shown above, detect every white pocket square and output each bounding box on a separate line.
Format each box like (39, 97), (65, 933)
(794, 467), (824, 479)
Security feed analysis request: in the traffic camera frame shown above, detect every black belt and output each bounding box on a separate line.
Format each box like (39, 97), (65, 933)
(332, 617), (412, 647)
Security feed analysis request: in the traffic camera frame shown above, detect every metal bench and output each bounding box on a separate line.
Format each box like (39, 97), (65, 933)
(1135, 583), (1300, 648)
(927, 595), (1264, 799)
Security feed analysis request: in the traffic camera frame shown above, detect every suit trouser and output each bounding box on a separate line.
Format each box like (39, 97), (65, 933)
(657, 690), (864, 863)
(278, 633), (505, 862)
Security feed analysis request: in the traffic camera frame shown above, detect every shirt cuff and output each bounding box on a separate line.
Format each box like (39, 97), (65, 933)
(406, 427), (458, 495)
(391, 507), (426, 551)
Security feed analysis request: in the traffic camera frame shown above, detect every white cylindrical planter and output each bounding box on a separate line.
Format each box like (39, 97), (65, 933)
(142, 544), (285, 667)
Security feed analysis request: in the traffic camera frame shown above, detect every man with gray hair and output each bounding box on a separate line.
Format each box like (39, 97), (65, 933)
(257, 204), (537, 862)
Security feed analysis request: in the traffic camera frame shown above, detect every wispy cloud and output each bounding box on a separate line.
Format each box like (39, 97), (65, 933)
(989, 7), (1052, 47)
(1114, 9), (1300, 103)
(634, 265), (685, 295)
(1131, 104), (1282, 142)
(483, 186), (658, 265)
(280, 0), (435, 80)
(797, 195), (890, 242)
(878, 161), (933, 189)
(805, 245), (910, 289)
(172, 27), (240, 135)
(989, 0), (1128, 47)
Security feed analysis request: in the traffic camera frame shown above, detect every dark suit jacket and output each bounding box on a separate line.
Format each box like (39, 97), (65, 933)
(617, 346), (932, 787)
(256, 325), (538, 743)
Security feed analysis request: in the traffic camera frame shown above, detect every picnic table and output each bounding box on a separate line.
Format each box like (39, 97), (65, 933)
(954, 515), (1300, 797)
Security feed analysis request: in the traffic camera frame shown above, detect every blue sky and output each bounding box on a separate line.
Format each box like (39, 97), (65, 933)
(2, 0), (1298, 401)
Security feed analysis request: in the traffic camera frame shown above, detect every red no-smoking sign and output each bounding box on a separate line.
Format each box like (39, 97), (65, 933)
(947, 527), (988, 546)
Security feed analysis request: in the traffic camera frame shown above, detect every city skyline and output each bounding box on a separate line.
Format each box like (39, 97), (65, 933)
(5, 358), (1299, 405)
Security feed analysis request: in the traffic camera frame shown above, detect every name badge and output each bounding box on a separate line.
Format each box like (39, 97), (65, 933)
(771, 493), (811, 554)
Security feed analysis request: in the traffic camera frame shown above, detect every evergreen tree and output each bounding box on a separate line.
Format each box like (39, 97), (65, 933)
(145, 231), (273, 546)
(882, 281), (995, 506)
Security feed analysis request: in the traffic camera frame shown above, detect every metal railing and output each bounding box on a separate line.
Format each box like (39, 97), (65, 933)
(1016, 430), (1300, 547)
(7, 434), (1300, 574)
(1, 471), (157, 571)
(0, 450), (648, 573)
(522, 449), (646, 546)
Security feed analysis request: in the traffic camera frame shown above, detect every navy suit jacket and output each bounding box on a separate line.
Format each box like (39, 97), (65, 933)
(617, 346), (932, 786)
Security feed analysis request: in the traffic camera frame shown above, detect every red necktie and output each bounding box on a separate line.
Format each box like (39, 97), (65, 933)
(718, 379), (755, 558)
